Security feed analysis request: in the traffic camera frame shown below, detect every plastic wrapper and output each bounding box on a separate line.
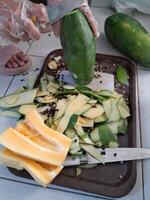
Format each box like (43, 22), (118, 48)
(0, 0), (30, 45)
(48, 0), (100, 38)
(0, 0), (99, 45)
(79, 0), (100, 38)
(0, 0), (48, 45)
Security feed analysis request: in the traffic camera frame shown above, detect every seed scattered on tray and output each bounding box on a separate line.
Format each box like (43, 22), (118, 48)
(102, 147), (105, 151)
(101, 151), (106, 155)
(113, 153), (117, 157)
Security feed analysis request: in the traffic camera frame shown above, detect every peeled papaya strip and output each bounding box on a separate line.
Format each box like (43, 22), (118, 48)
(25, 110), (71, 159)
(0, 148), (63, 187)
(0, 111), (71, 166)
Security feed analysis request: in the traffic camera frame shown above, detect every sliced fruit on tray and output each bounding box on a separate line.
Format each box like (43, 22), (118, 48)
(102, 99), (112, 119)
(10, 79), (130, 154)
(99, 125), (119, 147)
(56, 93), (89, 133)
(19, 104), (37, 115)
(90, 127), (100, 143)
(54, 98), (68, 120)
(94, 114), (107, 123)
(0, 148), (63, 187)
(0, 89), (37, 108)
(75, 104), (92, 115)
(0, 110), (21, 119)
(75, 125), (93, 145)
(0, 110), (71, 166)
(77, 116), (94, 127)
(0, 70), (130, 168)
(118, 97), (130, 119)
(83, 104), (104, 119)
(80, 144), (102, 161)
(108, 99), (120, 122)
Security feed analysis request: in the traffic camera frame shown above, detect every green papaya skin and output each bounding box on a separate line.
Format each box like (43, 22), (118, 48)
(61, 9), (96, 84)
(105, 13), (150, 67)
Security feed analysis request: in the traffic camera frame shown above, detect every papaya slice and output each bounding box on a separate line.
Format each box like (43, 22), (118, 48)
(25, 110), (71, 152)
(0, 148), (63, 187)
(0, 110), (71, 166)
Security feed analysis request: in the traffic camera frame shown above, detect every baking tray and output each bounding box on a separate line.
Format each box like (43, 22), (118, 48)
(9, 49), (137, 198)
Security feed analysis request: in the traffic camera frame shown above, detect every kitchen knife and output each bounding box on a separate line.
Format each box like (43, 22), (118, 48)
(47, 0), (85, 24)
(64, 148), (150, 167)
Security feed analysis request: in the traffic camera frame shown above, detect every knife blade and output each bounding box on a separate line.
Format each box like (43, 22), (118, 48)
(64, 148), (150, 167)
(47, 0), (85, 24)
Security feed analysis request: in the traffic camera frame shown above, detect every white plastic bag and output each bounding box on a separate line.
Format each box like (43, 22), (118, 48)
(111, 0), (150, 15)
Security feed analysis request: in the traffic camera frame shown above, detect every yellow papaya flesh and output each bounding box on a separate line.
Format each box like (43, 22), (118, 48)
(0, 110), (71, 166)
(0, 148), (63, 187)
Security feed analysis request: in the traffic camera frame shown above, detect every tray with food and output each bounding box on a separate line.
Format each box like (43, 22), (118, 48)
(0, 49), (136, 198)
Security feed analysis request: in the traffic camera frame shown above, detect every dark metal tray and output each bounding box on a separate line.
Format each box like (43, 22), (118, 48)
(9, 49), (137, 198)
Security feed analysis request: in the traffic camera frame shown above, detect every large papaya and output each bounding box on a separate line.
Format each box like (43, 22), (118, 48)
(105, 13), (150, 67)
(61, 9), (96, 84)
